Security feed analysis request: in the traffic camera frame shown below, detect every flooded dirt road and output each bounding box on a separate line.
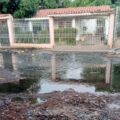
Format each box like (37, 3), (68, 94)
(0, 50), (120, 120)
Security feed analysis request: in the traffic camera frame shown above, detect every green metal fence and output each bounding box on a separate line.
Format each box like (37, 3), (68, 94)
(14, 19), (50, 44)
(0, 20), (9, 46)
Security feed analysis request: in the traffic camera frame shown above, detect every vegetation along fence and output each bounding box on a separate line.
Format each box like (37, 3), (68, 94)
(14, 19), (50, 44)
(114, 7), (120, 47)
(0, 20), (9, 46)
(0, 13), (117, 49)
(54, 17), (108, 48)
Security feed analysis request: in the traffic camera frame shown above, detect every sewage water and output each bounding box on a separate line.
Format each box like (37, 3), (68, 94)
(0, 51), (120, 94)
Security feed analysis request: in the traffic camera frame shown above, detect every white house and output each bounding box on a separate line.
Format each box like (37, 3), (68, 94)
(34, 6), (115, 48)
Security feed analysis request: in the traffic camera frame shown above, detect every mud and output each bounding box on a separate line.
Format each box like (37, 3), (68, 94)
(0, 90), (120, 120)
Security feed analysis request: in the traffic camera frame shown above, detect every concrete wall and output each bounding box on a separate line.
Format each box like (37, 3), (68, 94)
(76, 16), (109, 36)
(76, 19), (97, 35)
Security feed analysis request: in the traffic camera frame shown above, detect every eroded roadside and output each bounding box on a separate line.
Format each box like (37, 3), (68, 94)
(0, 90), (120, 120)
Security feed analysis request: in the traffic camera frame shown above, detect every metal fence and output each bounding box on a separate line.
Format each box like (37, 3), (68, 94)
(14, 19), (50, 44)
(0, 15), (115, 49)
(114, 7), (120, 47)
(54, 17), (108, 48)
(0, 20), (9, 46)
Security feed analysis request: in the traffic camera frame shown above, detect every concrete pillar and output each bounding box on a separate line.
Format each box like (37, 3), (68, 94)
(105, 17), (109, 37)
(7, 15), (14, 46)
(49, 17), (55, 47)
(72, 18), (76, 28)
(51, 54), (56, 81)
(105, 59), (111, 84)
(108, 13), (115, 48)
(29, 21), (33, 32)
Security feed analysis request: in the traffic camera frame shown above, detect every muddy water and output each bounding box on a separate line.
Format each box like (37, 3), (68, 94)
(0, 51), (120, 94)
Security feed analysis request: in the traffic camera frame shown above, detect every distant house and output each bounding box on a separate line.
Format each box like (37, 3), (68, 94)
(0, 6), (115, 48)
(34, 6), (115, 47)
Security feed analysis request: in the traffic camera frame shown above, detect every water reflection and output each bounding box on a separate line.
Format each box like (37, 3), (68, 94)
(0, 51), (119, 93)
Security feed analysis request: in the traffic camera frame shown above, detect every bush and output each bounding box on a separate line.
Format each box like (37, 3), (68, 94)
(36, 30), (49, 43)
(15, 30), (50, 44)
(15, 32), (33, 43)
(55, 28), (77, 45)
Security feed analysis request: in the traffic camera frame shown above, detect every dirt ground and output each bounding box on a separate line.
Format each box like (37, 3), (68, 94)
(0, 90), (120, 120)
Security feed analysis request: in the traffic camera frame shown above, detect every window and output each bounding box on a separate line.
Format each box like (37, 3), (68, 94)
(96, 18), (105, 35)
(55, 19), (72, 28)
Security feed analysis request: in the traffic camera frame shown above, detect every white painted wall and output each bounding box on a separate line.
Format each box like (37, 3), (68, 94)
(105, 16), (109, 36)
(75, 16), (109, 41)
(76, 19), (97, 35)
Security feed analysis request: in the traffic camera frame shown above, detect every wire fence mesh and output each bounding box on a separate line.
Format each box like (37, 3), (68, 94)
(0, 20), (9, 46)
(54, 17), (108, 47)
(14, 19), (50, 44)
(114, 7), (120, 47)
(0, 15), (114, 49)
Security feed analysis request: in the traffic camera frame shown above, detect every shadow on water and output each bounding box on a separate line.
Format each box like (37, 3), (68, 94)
(0, 51), (120, 94)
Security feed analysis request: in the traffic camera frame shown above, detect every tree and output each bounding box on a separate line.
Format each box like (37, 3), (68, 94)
(41, 0), (71, 9)
(0, 0), (117, 18)
(111, 0), (117, 4)
(90, 0), (112, 6)
(0, 0), (9, 13)
(0, 0), (39, 18)
(7, 0), (20, 14)
(71, 0), (112, 6)
(72, 0), (92, 7)
(13, 0), (39, 18)
(115, 0), (120, 6)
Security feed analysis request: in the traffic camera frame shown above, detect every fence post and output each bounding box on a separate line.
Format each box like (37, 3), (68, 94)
(72, 18), (76, 28)
(49, 17), (55, 48)
(108, 13), (115, 49)
(7, 15), (14, 46)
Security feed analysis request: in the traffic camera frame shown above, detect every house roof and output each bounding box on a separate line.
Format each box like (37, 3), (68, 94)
(35, 6), (113, 17)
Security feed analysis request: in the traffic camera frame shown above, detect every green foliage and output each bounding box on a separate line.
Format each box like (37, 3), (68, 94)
(55, 28), (77, 45)
(71, 0), (112, 6)
(0, 0), (118, 18)
(72, 0), (92, 7)
(90, 0), (112, 6)
(15, 31), (33, 43)
(111, 0), (117, 4)
(7, 0), (20, 14)
(13, 0), (39, 18)
(15, 30), (49, 44)
(0, 0), (39, 18)
(36, 30), (49, 43)
(40, 0), (71, 9)
(0, 0), (9, 13)
(115, 0), (120, 6)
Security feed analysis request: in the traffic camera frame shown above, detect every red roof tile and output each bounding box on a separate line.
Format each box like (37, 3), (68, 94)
(35, 6), (113, 17)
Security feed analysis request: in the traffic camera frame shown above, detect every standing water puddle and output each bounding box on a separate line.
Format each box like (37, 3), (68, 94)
(0, 51), (120, 94)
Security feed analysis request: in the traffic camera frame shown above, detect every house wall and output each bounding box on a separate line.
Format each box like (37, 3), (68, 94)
(75, 16), (109, 41)
(76, 19), (97, 35)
